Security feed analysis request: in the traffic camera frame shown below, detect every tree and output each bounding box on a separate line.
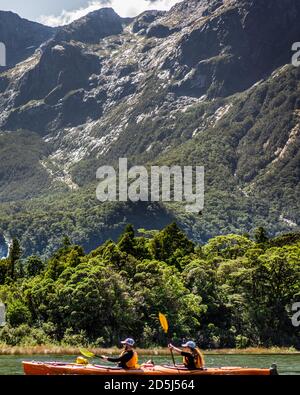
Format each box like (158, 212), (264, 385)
(203, 234), (254, 260)
(132, 259), (204, 343)
(62, 236), (71, 248)
(118, 224), (135, 255)
(150, 222), (194, 268)
(6, 300), (31, 327)
(26, 256), (44, 277)
(0, 259), (9, 284)
(52, 262), (134, 343)
(8, 239), (22, 280)
(254, 227), (269, 244)
(247, 245), (300, 345)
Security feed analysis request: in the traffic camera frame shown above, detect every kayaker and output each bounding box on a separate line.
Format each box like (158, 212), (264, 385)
(168, 341), (205, 370)
(101, 338), (139, 369)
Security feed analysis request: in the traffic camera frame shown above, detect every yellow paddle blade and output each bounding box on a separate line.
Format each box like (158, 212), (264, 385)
(80, 348), (95, 358)
(159, 312), (169, 334)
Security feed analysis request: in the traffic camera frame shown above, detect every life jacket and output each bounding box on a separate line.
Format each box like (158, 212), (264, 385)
(120, 350), (139, 369)
(76, 357), (88, 365)
(183, 348), (205, 369)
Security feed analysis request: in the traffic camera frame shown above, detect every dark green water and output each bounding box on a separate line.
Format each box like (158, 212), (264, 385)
(0, 354), (299, 375)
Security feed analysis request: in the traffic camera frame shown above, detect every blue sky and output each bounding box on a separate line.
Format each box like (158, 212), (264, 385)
(0, 0), (181, 26)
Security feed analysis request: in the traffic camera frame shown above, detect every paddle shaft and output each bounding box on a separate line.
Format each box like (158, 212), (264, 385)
(167, 335), (176, 366)
(170, 348), (176, 366)
(158, 313), (176, 367)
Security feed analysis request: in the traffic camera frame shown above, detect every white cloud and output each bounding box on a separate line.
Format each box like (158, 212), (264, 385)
(39, 0), (181, 27)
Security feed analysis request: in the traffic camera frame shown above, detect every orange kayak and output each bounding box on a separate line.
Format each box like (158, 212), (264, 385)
(23, 361), (278, 376)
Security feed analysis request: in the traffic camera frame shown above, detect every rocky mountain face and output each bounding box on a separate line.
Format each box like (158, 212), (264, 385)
(0, 11), (54, 70)
(0, 0), (299, 255)
(55, 8), (127, 43)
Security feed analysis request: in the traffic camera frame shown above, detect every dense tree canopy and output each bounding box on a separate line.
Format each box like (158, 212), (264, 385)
(0, 224), (299, 349)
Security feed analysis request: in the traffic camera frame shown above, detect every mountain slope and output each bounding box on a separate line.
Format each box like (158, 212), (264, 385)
(0, 0), (299, 256)
(0, 10), (55, 70)
(55, 7), (127, 43)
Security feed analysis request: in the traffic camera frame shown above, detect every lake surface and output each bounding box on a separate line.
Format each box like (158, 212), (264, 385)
(0, 354), (299, 375)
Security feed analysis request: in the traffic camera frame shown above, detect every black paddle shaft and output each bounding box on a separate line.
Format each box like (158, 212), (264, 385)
(168, 337), (176, 366)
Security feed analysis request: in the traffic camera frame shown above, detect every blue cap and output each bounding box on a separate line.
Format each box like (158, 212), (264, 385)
(182, 341), (196, 349)
(121, 338), (135, 346)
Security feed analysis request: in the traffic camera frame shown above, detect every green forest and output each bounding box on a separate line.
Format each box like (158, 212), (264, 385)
(0, 223), (299, 349)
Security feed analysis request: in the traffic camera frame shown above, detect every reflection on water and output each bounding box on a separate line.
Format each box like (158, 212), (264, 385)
(0, 354), (299, 375)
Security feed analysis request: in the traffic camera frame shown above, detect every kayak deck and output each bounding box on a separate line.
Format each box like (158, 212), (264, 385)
(23, 361), (278, 376)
